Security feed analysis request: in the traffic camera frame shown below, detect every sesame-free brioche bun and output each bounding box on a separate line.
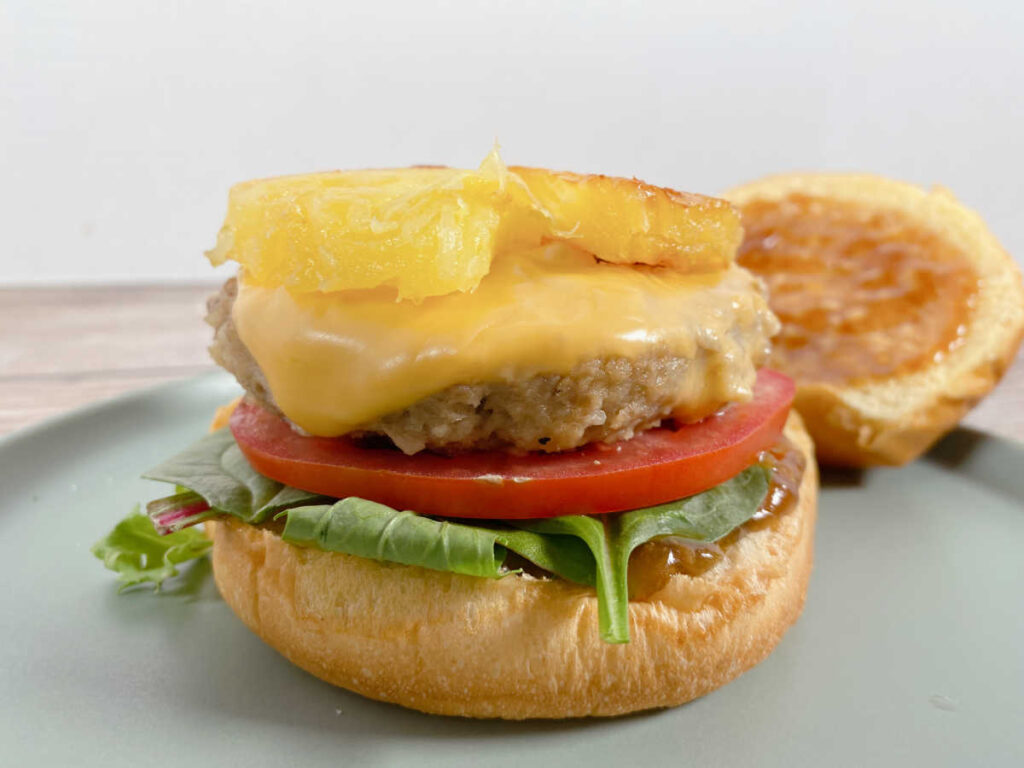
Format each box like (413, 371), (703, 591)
(726, 174), (1024, 467)
(205, 412), (817, 719)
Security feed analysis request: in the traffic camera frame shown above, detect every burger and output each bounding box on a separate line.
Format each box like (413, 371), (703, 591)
(94, 149), (817, 719)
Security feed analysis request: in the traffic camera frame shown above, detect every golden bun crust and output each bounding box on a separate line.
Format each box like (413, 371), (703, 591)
(726, 174), (1024, 467)
(206, 412), (817, 719)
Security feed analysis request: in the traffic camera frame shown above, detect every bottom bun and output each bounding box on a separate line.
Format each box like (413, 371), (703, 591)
(208, 412), (817, 719)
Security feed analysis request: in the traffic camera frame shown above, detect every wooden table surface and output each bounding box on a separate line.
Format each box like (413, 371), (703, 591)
(2, 284), (1023, 443)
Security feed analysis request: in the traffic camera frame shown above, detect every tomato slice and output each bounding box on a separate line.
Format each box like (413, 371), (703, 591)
(230, 369), (794, 519)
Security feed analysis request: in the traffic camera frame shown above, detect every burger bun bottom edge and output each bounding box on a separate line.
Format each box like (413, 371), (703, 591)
(208, 411), (817, 719)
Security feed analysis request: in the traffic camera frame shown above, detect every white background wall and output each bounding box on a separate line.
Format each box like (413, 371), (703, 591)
(3, 0), (1022, 284)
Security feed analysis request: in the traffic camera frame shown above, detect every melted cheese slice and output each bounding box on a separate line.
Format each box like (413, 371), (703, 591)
(232, 244), (775, 436)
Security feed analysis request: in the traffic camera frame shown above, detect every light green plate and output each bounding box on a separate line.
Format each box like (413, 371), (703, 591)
(2, 373), (1022, 767)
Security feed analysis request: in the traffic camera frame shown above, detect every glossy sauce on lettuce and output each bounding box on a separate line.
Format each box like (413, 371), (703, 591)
(627, 436), (805, 600)
(737, 193), (978, 385)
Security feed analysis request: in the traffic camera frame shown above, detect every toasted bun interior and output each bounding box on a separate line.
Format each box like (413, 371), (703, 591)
(727, 174), (1024, 466)
(206, 412), (817, 719)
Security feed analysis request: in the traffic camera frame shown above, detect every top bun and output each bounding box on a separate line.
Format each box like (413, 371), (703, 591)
(726, 173), (1024, 466)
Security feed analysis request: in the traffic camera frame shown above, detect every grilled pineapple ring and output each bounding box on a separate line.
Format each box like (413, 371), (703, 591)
(206, 149), (742, 301)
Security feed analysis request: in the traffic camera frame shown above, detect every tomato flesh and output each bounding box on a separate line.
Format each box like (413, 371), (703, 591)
(230, 369), (795, 519)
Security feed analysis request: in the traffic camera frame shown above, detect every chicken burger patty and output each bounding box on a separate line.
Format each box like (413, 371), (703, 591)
(208, 247), (778, 455)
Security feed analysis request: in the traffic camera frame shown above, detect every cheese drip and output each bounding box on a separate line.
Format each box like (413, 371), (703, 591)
(232, 244), (778, 436)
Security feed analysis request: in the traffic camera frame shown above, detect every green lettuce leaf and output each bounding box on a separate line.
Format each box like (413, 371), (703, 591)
(91, 509), (212, 591)
(518, 514), (623, 641)
(615, 464), (772, 547)
(142, 429), (325, 522)
(490, 526), (595, 586)
(281, 498), (596, 584)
